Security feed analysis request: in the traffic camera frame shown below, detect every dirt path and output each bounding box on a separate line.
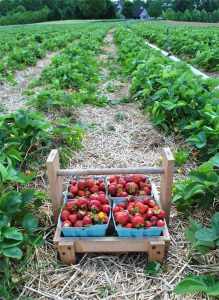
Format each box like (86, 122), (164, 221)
(0, 51), (57, 114)
(166, 20), (219, 26)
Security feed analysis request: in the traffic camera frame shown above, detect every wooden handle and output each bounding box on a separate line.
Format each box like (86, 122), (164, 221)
(57, 167), (164, 176)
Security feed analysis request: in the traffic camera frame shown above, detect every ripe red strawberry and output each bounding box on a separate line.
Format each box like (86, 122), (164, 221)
(98, 194), (107, 203)
(131, 216), (145, 228)
(90, 185), (99, 194)
(62, 220), (72, 227)
(70, 179), (76, 185)
(99, 182), (106, 191)
(68, 193), (74, 199)
(109, 177), (116, 183)
(69, 214), (77, 223)
(125, 223), (133, 228)
(69, 186), (78, 195)
(128, 206), (134, 215)
(146, 208), (154, 219)
(118, 202), (126, 209)
(148, 200), (156, 208)
(97, 178), (104, 184)
(124, 175), (132, 182)
(150, 216), (158, 226)
(78, 180), (86, 190)
(142, 197), (150, 205)
(89, 200), (101, 212)
(108, 184), (117, 196)
(115, 175), (120, 180)
(125, 182), (138, 194)
(25, 170), (31, 176)
(113, 206), (120, 213)
(120, 191), (128, 197)
(76, 211), (85, 220)
(115, 211), (129, 225)
(77, 197), (88, 209)
(90, 193), (98, 200)
(126, 195), (134, 203)
(139, 182), (148, 189)
(157, 220), (165, 227)
(101, 197), (109, 204)
(84, 190), (91, 198)
(134, 202), (147, 214)
(101, 204), (110, 214)
(143, 187), (151, 195)
(103, 215), (108, 224)
(82, 216), (92, 226)
(61, 210), (70, 221)
(118, 178), (126, 187)
(78, 190), (85, 197)
(145, 221), (152, 228)
(74, 220), (83, 227)
(140, 175), (147, 182)
(86, 179), (95, 188)
(131, 174), (141, 184)
(66, 201), (77, 212)
(156, 210), (165, 219)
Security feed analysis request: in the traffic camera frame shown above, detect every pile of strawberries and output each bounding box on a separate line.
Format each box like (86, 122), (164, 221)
(108, 174), (151, 197)
(61, 178), (110, 227)
(67, 178), (106, 199)
(113, 197), (165, 228)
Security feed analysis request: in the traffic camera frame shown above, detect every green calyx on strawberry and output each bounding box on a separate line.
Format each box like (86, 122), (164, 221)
(125, 182), (138, 194)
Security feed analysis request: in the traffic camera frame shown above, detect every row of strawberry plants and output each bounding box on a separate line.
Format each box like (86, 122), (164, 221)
(131, 22), (219, 72)
(0, 25), (110, 298)
(115, 25), (219, 298)
(0, 23), (89, 82)
(115, 26), (219, 210)
(28, 25), (111, 109)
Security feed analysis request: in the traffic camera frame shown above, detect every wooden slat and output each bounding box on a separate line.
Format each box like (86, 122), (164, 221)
(160, 148), (174, 225)
(46, 150), (63, 225)
(148, 241), (165, 262)
(57, 167), (164, 177)
(58, 241), (76, 265)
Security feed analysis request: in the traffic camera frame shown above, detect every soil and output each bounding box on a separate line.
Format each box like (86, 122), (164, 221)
(166, 21), (219, 26)
(0, 51), (57, 114)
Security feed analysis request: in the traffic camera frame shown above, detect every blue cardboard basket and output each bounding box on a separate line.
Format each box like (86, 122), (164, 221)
(112, 198), (165, 237)
(58, 210), (111, 237)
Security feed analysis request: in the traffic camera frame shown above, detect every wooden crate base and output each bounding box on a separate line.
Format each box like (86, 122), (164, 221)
(53, 226), (170, 265)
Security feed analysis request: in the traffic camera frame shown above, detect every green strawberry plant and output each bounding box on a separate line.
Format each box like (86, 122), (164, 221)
(173, 155), (219, 211)
(174, 274), (219, 297)
(185, 212), (219, 256)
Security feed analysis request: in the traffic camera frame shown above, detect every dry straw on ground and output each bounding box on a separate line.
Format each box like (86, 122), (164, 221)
(8, 30), (219, 299)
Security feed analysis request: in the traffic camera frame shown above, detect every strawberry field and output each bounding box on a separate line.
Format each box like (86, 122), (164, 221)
(0, 21), (218, 300)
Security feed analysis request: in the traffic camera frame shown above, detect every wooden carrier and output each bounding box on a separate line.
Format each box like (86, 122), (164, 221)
(47, 148), (174, 265)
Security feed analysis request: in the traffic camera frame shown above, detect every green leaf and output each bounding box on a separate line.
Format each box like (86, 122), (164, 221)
(0, 163), (8, 179)
(0, 191), (22, 215)
(144, 261), (161, 276)
(197, 162), (214, 173)
(4, 228), (23, 241)
(209, 153), (219, 167)
(211, 212), (219, 235)
(188, 219), (202, 232)
(21, 189), (35, 206)
(208, 282), (219, 296)
(2, 246), (23, 259)
(0, 215), (10, 229)
(195, 228), (218, 242)
(22, 213), (38, 234)
(174, 275), (209, 294)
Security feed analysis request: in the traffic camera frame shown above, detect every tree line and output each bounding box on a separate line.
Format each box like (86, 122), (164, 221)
(0, 0), (116, 25)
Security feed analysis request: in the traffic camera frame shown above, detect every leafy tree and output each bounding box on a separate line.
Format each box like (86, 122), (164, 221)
(200, 9), (209, 21)
(183, 9), (192, 21)
(191, 9), (201, 21)
(211, 8), (219, 22)
(164, 8), (176, 19)
(122, 1), (134, 18)
(104, 0), (116, 18)
(13, 5), (26, 14)
(79, 0), (107, 19)
(175, 10), (183, 20)
(49, 5), (62, 20)
(63, 6), (73, 19)
(147, 0), (162, 18)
